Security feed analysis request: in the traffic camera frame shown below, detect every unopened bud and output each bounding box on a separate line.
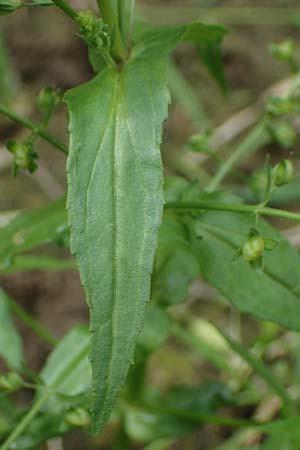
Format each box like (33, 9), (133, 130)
(272, 159), (294, 187)
(242, 236), (265, 262)
(6, 140), (38, 177)
(65, 407), (90, 428)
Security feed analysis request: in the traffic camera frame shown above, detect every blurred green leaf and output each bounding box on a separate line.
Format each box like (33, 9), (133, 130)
(40, 325), (90, 396)
(153, 215), (200, 305)
(260, 416), (300, 450)
(11, 326), (91, 449)
(125, 382), (233, 442)
(143, 439), (175, 450)
(0, 197), (68, 271)
(0, 288), (23, 370)
(197, 39), (228, 94)
(0, 32), (15, 102)
(136, 305), (171, 359)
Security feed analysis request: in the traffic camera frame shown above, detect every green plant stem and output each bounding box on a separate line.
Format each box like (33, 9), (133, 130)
(0, 389), (52, 450)
(7, 296), (58, 346)
(207, 121), (270, 191)
(97, 0), (127, 59)
(127, 0), (136, 50)
(217, 327), (291, 408)
(171, 322), (234, 375)
(48, 0), (78, 20)
(136, 402), (260, 428)
(165, 201), (300, 222)
(0, 104), (68, 155)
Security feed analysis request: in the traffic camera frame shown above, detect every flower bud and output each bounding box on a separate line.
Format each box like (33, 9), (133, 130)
(65, 407), (90, 428)
(242, 236), (265, 262)
(0, 0), (22, 15)
(188, 131), (213, 154)
(272, 159), (294, 187)
(0, 372), (23, 392)
(269, 121), (297, 149)
(6, 140), (38, 177)
(37, 86), (60, 115)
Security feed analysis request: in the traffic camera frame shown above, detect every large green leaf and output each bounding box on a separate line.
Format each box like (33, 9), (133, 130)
(0, 288), (23, 370)
(66, 22), (226, 433)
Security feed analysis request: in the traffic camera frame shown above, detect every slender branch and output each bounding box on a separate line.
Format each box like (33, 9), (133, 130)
(0, 104), (68, 155)
(171, 321), (234, 375)
(165, 201), (300, 222)
(7, 296), (58, 347)
(135, 402), (260, 428)
(217, 327), (291, 408)
(49, 0), (78, 20)
(207, 121), (270, 191)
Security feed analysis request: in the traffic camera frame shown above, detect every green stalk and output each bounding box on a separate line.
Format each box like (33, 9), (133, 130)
(218, 327), (291, 408)
(0, 104), (68, 155)
(171, 322), (234, 375)
(127, 0), (136, 50)
(7, 296), (58, 346)
(207, 121), (270, 191)
(97, 0), (127, 60)
(48, 0), (78, 20)
(135, 402), (260, 428)
(165, 200), (300, 222)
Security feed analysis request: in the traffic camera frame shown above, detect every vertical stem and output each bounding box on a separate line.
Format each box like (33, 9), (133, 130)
(117, 0), (127, 44)
(97, 0), (127, 60)
(127, 0), (136, 49)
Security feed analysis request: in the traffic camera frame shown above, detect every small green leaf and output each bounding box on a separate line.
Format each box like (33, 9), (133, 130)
(0, 288), (23, 370)
(40, 325), (90, 396)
